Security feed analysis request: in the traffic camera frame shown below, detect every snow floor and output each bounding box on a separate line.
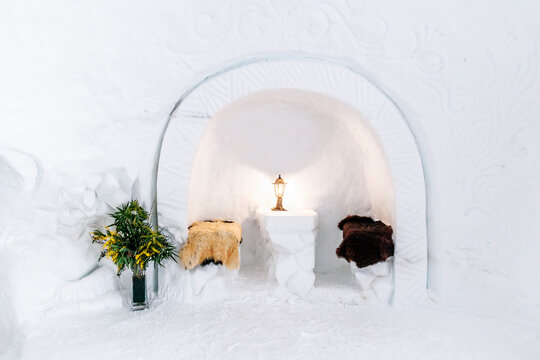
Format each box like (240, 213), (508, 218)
(4, 266), (539, 360)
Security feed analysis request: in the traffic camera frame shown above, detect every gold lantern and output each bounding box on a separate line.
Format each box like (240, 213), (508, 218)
(272, 174), (287, 211)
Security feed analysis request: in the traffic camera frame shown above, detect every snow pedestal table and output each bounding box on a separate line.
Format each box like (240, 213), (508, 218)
(256, 208), (318, 297)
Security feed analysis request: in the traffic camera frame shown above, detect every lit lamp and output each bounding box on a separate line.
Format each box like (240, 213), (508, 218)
(272, 174), (287, 211)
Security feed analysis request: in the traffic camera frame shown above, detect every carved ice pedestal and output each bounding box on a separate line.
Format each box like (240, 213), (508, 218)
(257, 208), (318, 297)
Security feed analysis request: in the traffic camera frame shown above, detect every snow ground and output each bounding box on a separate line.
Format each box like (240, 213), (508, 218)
(3, 266), (539, 360)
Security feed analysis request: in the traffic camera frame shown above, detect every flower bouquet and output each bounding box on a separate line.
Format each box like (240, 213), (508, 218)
(91, 200), (176, 310)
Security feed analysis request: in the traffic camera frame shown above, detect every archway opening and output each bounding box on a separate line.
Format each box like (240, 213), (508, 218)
(155, 55), (427, 305)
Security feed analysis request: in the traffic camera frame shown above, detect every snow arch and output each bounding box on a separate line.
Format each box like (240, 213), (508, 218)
(155, 55), (427, 305)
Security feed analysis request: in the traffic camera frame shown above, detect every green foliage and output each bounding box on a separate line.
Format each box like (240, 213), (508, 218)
(91, 200), (176, 276)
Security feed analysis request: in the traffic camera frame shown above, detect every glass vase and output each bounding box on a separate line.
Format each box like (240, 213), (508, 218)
(131, 267), (148, 311)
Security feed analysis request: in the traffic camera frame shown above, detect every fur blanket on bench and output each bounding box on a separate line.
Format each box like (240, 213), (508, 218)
(336, 215), (394, 269)
(179, 220), (242, 270)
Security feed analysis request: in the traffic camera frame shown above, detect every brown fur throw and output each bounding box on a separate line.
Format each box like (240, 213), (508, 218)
(336, 215), (394, 268)
(179, 220), (242, 270)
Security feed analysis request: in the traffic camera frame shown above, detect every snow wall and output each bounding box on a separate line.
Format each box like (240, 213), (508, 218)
(1, 0), (540, 353)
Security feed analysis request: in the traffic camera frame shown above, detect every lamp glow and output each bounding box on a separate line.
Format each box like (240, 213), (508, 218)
(272, 174), (287, 211)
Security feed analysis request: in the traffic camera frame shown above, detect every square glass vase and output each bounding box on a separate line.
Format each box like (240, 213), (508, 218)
(131, 267), (148, 311)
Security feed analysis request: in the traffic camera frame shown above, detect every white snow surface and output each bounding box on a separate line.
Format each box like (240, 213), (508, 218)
(1, 0), (540, 358)
(3, 267), (539, 360)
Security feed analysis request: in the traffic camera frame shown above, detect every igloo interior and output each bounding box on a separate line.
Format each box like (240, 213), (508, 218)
(188, 89), (394, 270)
(1, 1), (539, 359)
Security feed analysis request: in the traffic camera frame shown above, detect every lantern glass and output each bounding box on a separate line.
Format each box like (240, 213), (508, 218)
(274, 182), (285, 197)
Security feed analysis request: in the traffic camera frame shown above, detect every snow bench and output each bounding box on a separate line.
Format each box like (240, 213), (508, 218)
(336, 215), (395, 304)
(177, 220), (242, 301)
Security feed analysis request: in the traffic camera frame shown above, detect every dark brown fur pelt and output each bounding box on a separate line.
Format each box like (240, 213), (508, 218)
(336, 215), (394, 269)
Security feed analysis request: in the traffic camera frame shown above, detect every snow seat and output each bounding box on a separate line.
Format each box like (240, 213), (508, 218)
(336, 216), (395, 303)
